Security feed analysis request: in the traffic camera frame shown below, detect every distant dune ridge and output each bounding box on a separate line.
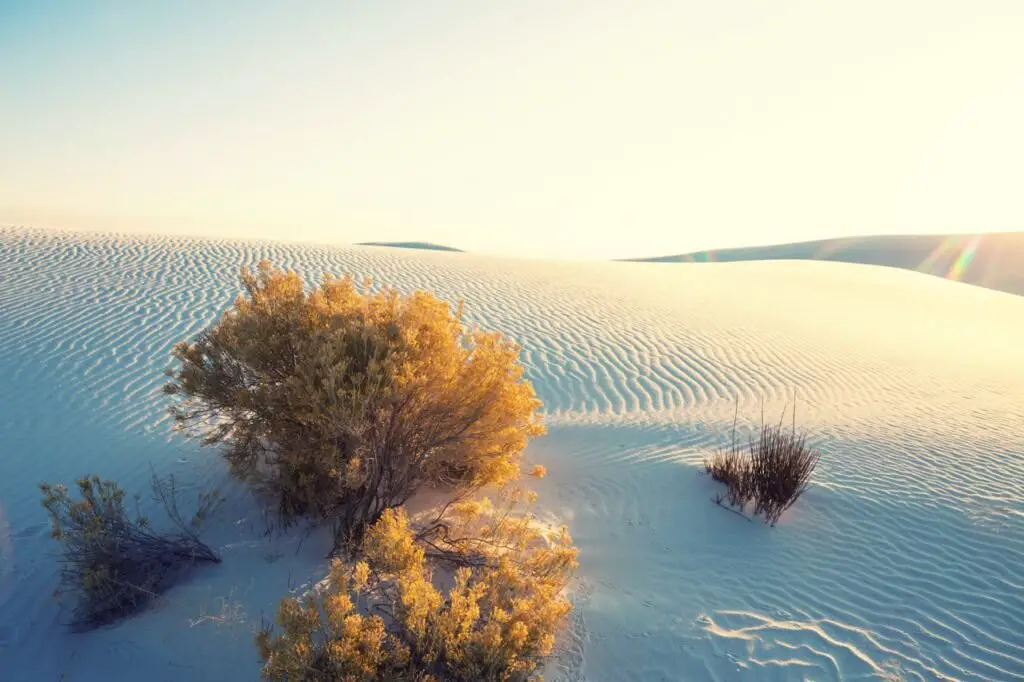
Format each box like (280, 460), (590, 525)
(356, 241), (463, 252)
(0, 225), (1022, 681)
(627, 232), (1024, 297)
(351, 233), (1024, 298)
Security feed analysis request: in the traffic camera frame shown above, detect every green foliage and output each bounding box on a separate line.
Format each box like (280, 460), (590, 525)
(164, 263), (545, 547)
(40, 474), (221, 630)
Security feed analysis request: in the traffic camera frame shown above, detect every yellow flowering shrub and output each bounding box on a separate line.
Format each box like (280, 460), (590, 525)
(257, 497), (578, 682)
(164, 263), (545, 547)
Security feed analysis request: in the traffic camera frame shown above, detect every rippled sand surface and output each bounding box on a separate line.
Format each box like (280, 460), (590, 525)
(1, 227), (1021, 681)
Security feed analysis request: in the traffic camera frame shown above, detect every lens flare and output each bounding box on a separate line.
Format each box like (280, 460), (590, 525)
(946, 235), (982, 281)
(685, 251), (717, 263)
(916, 236), (960, 275)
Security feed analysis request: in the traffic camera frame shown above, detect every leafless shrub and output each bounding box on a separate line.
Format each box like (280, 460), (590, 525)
(705, 402), (820, 526)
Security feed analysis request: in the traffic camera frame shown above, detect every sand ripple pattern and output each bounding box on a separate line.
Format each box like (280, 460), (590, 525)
(0, 227), (1022, 681)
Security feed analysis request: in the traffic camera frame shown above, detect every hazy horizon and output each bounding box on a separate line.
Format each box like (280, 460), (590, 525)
(2, 1), (1022, 260)
(4, 219), (1023, 264)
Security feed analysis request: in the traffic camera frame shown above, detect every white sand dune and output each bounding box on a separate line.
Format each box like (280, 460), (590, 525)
(0, 226), (1022, 681)
(627, 232), (1024, 299)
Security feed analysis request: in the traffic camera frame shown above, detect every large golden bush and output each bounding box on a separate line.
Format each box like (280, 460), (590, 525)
(164, 263), (545, 545)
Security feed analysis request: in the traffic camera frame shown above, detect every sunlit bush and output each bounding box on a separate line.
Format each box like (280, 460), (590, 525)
(40, 474), (221, 631)
(164, 263), (545, 548)
(257, 484), (578, 682)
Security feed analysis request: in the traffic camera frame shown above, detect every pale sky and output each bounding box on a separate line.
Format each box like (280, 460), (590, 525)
(1, 1), (1022, 260)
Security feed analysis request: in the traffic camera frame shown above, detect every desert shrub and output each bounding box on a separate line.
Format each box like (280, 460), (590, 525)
(706, 410), (820, 526)
(40, 474), (221, 631)
(164, 263), (544, 549)
(746, 423), (820, 523)
(704, 449), (751, 509)
(256, 486), (578, 682)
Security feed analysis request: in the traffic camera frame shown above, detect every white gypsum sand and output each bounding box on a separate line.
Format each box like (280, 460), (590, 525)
(0, 226), (1021, 681)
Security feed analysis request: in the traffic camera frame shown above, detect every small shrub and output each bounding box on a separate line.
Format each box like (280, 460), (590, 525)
(706, 408), (820, 526)
(704, 449), (751, 509)
(257, 486), (578, 682)
(747, 422), (820, 524)
(40, 473), (221, 631)
(164, 263), (545, 550)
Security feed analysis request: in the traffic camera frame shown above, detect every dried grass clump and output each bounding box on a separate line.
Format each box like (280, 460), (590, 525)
(164, 263), (545, 551)
(256, 485), (578, 682)
(705, 405), (820, 526)
(40, 474), (221, 631)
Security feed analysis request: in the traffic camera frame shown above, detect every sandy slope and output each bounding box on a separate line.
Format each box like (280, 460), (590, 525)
(627, 232), (1024, 299)
(0, 227), (1022, 681)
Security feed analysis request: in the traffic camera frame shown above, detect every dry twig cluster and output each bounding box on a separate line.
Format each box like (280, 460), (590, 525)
(706, 403), (820, 526)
